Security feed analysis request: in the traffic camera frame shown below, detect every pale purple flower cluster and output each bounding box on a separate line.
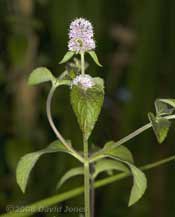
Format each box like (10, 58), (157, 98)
(68, 18), (95, 53)
(72, 74), (94, 90)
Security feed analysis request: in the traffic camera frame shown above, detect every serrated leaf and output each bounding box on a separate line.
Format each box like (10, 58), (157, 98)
(16, 140), (73, 193)
(70, 77), (104, 140)
(93, 159), (129, 179)
(59, 51), (74, 64)
(155, 99), (174, 116)
(148, 112), (171, 143)
(28, 67), (54, 85)
(88, 51), (102, 67)
(56, 167), (83, 189)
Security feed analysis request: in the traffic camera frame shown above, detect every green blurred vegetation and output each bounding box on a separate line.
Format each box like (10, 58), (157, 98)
(0, 0), (175, 216)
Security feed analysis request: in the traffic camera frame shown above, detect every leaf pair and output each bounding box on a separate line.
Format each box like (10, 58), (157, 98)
(57, 141), (147, 207)
(55, 142), (132, 189)
(59, 50), (102, 67)
(149, 98), (175, 144)
(56, 159), (128, 189)
(16, 140), (74, 193)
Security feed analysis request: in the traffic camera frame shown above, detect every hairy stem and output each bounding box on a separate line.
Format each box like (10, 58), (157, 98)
(81, 52), (85, 75)
(3, 155), (175, 217)
(84, 138), (90, 217)
(46, 85), (84, 163)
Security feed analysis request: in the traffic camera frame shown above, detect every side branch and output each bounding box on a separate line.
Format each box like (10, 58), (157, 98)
(46, 85), (84, 163)
(108, 114), (175, 149)
(90, 114), (175, 162)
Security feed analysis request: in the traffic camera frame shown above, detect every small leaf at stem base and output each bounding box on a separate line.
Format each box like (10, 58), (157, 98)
(93, 158), (129, 179)
(56, 167), (83, 189)
(91, 141), (134, 164)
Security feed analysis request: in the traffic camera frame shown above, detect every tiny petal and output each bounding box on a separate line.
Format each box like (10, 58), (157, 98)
(72, 74), (94, 90)
(68, 18), (95, 53)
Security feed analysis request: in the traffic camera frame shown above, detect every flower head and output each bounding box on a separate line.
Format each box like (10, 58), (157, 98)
(68, 18), (95, 53)
(72, 74), (94, 90)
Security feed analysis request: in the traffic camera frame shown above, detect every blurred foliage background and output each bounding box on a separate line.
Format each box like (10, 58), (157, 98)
(0, 0), (175, 216)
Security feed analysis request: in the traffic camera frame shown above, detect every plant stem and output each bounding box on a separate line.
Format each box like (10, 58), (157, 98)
(111, 114), (175, 149)
(3, 154), (175, 217)
(46, 85), (84, 163)
(80, 49), (90, 216)
(90, 114), (175, 162)
(81, 52), (85, 75)
(84, 138), (90, 217)
(58, 70), (68, 79)
(90, 164), (95, 217)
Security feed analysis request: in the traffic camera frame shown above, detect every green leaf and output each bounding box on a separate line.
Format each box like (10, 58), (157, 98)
(59, 51), (74, 64)
(56, 167), (83, 189)
(105, 156), (147, 206)
(127, 164), (147, 206)
(88, 51), (102, 67)
(28, 67), (54, 85)
(91, 141), (146, 206)
(155, 99), (174, 116)
(93, 159), (129, 179)
(91, 141), (134, 163)
(103, 141), (134, 163)
(148, 112), (171, 143)
(157, 99), (175, 108)
(16, 140), (72, 193)
(70, 77), (104, 140)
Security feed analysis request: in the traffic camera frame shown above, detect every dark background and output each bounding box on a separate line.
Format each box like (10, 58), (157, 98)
(0, 0), (175, 216)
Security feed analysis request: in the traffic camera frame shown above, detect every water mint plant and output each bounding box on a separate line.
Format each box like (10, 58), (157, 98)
(13, 18), (175, 217)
